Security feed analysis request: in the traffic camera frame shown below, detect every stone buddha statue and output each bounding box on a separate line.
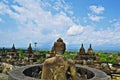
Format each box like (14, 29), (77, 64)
(41, 38), (77, 80)
(53, 38), (66, 54)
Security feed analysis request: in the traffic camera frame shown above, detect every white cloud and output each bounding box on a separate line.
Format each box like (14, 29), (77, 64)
(88, 14), (104, 21)
(0, 2), (8, 14)
(0, 0), (74, 47)
(0, 0), (73, 30)
(65, 23), (120, 47)
(88, 5), (105, 22)
(52, 0), (73, 15)
(67, 25), (83, 35)
(89, 5), (105, 14)
(0, 0), (120, 50)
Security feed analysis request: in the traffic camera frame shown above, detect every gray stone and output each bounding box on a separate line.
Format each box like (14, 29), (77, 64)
(8, 64), (108, 80)
(0, 73), (8, 80)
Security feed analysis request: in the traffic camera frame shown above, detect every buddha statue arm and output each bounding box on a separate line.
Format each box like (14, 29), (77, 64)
(41, 63), (47, 79)
(41, 58), (55, 79)
(69, 62), (77, 80)
(41, 61), (51, 79)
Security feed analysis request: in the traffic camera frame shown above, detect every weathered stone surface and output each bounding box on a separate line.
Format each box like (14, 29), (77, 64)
(8, 38), (108, 80)
(116, 55), (120, 65)
(27, 43), (33, 54)
(76, 64), (108, 80)
(8, 64), (42, 80)
(0, 73), (8, 80)
(10, 44), (16, 52)
(42, 56), (76, 80)
(1, 63), (14, 74)
(42, 38), (77, 80)
(52, 38), (66, 55)
(87, 44), (93, 55)
(79, 44), (85, 54)
(46, 38), (66, 58)
(8, 64), (108, 80)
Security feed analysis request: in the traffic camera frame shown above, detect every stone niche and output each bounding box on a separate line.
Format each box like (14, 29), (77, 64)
(8, 64), (108, 80)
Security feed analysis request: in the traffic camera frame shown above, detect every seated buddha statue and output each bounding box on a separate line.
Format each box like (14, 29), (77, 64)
(41, 38), (77, 80)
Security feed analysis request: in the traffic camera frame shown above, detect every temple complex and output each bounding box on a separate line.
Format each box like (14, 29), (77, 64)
(4, 44), (18, 65)
(7, 38), (108, 80)
(76, 44), (100, 66)
(24, 43), (33, 58)
(79, 43), (85, 54)
(8, 44), (17, 57)
(8, 44), (17, 56)
(27, 43), (33, 54)
(112, 53), (120, 74)
(1, 47), (6, 58)
(76, 44), (95, 60)
(0, 47), (7, 62)
(0, 38), (119, 80)
(87, 44), (94, 55)
(10, 44), (16, 52)
(24, 43), (36, 64)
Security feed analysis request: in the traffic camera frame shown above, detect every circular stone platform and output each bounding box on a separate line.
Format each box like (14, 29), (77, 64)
(8, 64), (108, 80)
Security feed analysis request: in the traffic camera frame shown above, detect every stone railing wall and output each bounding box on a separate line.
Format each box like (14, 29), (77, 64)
(8, 64), (108, 80)
(8, 64), (42, 80)
(76, 64), (108, 80)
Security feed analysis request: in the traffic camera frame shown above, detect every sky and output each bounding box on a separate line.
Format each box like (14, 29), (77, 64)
(0, 0), (120, 51)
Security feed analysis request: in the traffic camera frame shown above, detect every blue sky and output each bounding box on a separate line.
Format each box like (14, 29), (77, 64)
(0, 0), (120, 51)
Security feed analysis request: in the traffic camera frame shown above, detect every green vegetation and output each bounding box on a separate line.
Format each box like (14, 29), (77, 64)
(64, 51), (77, 60)
(64, 51), (119, 63)
(23, 50), (120, 63)
(0, 48), (119, 64)
(17, 48), (24, 58)
(37, 50), (49, 59)
(38, 50), (49, 53)
(95, 51), (119, 63)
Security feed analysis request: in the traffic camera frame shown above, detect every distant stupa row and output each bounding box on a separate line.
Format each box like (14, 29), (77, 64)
(0, 43), (36, 65)
(79, 43), (93, 54)
(76, 43), (95, 60)
(8, 43), (33, 55)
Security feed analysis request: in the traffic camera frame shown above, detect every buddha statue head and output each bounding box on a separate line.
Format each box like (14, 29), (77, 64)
(53, 38), (66, 55)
